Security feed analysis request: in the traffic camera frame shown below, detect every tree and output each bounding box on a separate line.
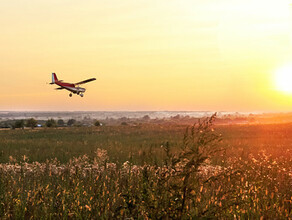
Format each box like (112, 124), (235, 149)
(15, 120), (25, 129)
(26, 118), (37, 129)
(67, 119), (76, 126)
(94, 120), (101, 126)
(142, 115), (150, 120)
(172, 114), (180, 120)
(57, 119), (65, 127)
(46, 119), (56, 127)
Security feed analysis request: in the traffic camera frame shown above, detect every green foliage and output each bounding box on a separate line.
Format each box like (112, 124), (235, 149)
(57, 119), (65, 127)
(46, 119), (57, 128)
(67, 119), (76, 126)
(14, 120), (25, 129)
(26, 118), (37, 129)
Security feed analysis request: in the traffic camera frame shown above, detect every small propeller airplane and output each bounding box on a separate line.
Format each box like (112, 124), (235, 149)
(50, 73), (96, 97)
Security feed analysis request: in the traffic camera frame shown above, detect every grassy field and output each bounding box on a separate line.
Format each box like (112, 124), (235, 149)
(0, 125), (185, 165)
(0, 119), (291, 218)
(1, 123), (291, 164)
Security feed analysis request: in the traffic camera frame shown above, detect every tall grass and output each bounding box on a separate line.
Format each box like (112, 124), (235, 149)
(0, 115), (291, 218)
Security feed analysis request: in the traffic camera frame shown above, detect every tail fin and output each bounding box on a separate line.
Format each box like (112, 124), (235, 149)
(50, 73), (58, 84)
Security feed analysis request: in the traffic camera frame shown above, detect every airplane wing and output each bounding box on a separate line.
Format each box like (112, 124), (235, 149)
(55, 87), (65, 90)
(75, 78), (96, 85)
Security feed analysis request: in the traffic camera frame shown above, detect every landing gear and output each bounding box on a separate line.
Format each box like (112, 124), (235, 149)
(80, 93), (84, 97)
(69, 93), (72, 97)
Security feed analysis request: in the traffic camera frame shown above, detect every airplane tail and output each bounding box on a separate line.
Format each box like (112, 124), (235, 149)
(50, 73), (58, 84)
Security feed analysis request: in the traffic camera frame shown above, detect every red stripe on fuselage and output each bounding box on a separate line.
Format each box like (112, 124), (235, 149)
(55, 81), (75, 88)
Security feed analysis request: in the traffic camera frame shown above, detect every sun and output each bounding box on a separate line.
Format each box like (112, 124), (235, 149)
(275, 64), (292, 94)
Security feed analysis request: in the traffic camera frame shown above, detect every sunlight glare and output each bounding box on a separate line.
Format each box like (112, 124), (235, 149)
(275, 64), (292, 93)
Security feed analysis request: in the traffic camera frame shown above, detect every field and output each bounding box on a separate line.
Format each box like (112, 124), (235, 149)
(0, 118), (291, 218)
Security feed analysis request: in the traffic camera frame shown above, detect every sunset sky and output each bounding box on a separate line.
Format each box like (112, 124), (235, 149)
(1, 0), (292, 111)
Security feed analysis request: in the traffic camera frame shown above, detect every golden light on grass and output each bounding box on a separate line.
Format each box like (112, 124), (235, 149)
(275, 64), (292, 94)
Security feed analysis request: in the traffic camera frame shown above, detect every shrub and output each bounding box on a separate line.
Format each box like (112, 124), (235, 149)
(46, 119), (57, 127)
(57, 119), (65, 127)
(14, 120), (25, 129)
(26, 118), (37, 129)
(94, 121), (101, 126)
(67, 119), (76, 126)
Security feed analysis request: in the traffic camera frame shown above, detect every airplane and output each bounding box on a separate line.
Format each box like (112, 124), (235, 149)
(50, 73), (96, 97)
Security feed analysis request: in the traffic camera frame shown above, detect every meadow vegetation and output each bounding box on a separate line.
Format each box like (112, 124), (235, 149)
(0, 115), (291, 218)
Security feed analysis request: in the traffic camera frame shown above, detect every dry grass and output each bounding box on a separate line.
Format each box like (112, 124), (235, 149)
(0, 116), (291, 218)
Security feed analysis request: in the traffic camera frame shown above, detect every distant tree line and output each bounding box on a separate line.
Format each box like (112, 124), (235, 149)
(13, 118), (37, 129)
(0, 118), (104, 129)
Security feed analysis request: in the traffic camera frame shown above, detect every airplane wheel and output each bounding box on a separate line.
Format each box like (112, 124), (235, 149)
(69, 93), (72, 97)
(80, 94), (84, 97)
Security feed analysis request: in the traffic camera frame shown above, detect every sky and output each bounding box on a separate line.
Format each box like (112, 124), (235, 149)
(0, 0), (292, 111)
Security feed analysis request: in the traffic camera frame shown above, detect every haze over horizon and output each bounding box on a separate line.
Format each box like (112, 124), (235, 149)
(1, 0), (292, 112)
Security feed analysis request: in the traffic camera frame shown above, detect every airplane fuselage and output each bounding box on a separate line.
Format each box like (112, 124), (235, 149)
(55, 81), (86, 94)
